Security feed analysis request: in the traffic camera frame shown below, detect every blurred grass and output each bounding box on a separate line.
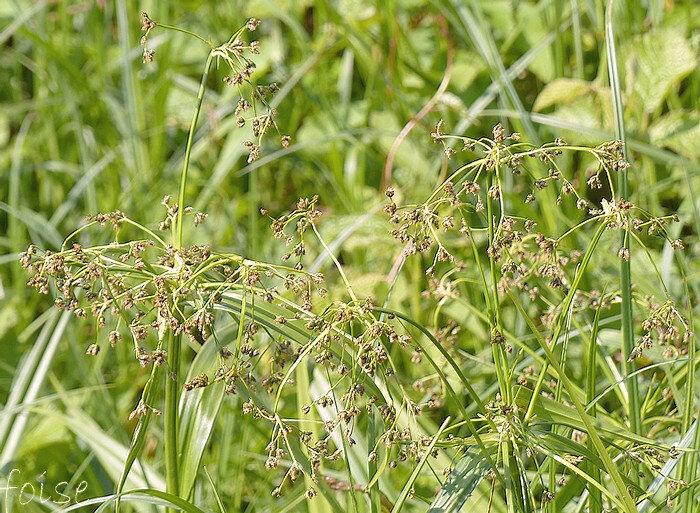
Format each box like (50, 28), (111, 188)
(0, 0), (698, 512)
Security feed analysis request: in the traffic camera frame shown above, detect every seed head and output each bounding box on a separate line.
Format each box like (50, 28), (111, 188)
(671, 239), (684, 250)
(193, 212), (208, 226)
(140, 11), (156, 31)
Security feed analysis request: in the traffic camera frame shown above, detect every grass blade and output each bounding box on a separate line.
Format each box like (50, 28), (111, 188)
(391, 417), (450, 513)
(427, 447), (489, 513)
(0, 311), (68, 468)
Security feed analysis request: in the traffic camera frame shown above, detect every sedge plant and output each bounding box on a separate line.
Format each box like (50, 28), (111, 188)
(17, 8), (698, 513)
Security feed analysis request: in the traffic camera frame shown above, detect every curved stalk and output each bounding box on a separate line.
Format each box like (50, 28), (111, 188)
(157, 23), (214, 47)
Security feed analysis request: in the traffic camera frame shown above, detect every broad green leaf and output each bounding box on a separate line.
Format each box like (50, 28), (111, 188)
(649, 111), (700, 159)
(533, 78), (591, 111)
(630, 29), (697, 113)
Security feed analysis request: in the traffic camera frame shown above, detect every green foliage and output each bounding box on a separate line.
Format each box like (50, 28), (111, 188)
(1, 1), (698, 513)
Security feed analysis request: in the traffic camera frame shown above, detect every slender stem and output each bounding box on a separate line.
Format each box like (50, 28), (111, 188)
(510, 296), (638, 513)
(367, 409), (381, 513)
(164, 327), (181, 502)
(311, 222), (357, 302)
(606, 0), (641, 436)
(486, 163), (524, 510)
(523, 222), (607, 424)
(620, 230), (640, 429)
(502, 441), (516, 513)
(486, 170), (510, 403)
(676, 259), (698, 512)
(166, 47), (212, 500)
(157, 23), (214, 48)
(176, 52), (214, 249)
(295, 363), (326, 513)
(586, 297), (605, 512)
(571, 0), (584, 79)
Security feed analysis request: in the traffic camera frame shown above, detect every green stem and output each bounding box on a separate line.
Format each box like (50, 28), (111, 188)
(157, 23), (214, 47)
(502, 441), (516, 513)
(510, 296), (638, 513)
(168, 44), (214, 510)
(487, 163), (523, 511)
(312, 222), (357, 301)
(176, 52), (214, 250)
(486, 170), (510, 403)
(606, 0), (641, 437)
(586, 296), (605, 513)
(524, 222), (606, 424)
(620, 228), (641, 433)
(571, 0), (584, 79)
(164, 328), (181, 503)
(676, 260), (697, 513)
(367, 408), (381, 513)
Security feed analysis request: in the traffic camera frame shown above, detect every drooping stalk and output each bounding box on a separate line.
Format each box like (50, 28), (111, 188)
(157, 23), (213, 46)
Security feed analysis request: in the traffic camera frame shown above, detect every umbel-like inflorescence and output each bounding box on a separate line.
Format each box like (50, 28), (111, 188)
(19, 201), (450, 493)
(19, 13), (456, 499)
(140, 11), (288, 161)
(385, 121), (690, 362)
(21, 11), (294, 380)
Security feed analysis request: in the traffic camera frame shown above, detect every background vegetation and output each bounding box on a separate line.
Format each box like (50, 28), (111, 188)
(0, 0), (698, 512)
